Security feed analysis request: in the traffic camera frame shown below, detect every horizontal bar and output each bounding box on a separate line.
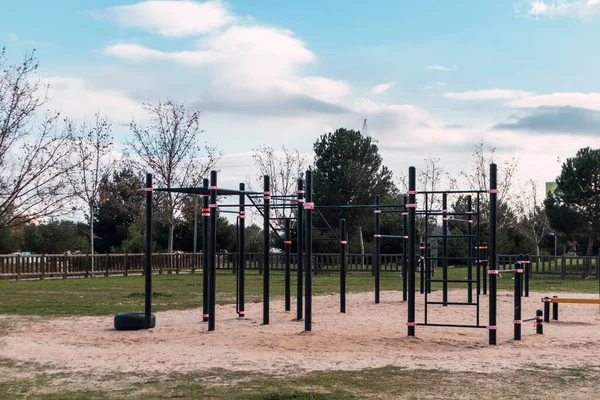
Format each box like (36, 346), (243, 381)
(426, 235), (478, 238)
(427, 257), (478, 260)
(426, 301), (478, 306)
(316, 204), (406, 209)
(417, 323), (487, 328)
(542, 298), (600, 304)
(418, 211), (475, 216)
(522, 317), (537, 322)
(418, 190), (489, 194)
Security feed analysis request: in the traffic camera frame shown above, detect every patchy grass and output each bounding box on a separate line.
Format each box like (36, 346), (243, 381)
(0, 365), (598, 399)
(0, 268), (597, 317)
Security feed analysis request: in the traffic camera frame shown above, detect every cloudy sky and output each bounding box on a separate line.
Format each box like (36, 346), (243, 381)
(3, 0), (600, 198)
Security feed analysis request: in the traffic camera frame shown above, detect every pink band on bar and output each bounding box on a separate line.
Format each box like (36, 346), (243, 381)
(239, 311), (245, 316)
(402, 212), (409, 216)
(203, 314), (209, 318)
(516, 269), (524, 273)
(264, 196), (271, 200)
(406, 203), (417, 208)
(442, 209), (448, 212)
(239, 216), (246, 219)
(519, 261), (531, 264)
(478, 260), (488, 263)
(374, 234), (381, 238)
(404, 236), (409, 239)
(209, 204), (218, 208)
(419, 246), (425, 249)
(209, 186), (218, 190)
(469, 220), (474, 224)
(442, 217), (448, 221)
(374, 210), (381, 214)
(487, 325), (498, 330)
(513, 320), (522, 324)
(297, 190), (305, 194)
(239, 211), (246, 215)
(406, 322), (417, 327)
(488, 189), (498, 194)
(543, 298), (552, 302)
(143, 187), (153, 192)
(340, 240), (347, 245)
(264, 191), (270, 195)
(202, 213), (210, 217)
(408, 190), (417, 195)
(488, 270), (499, 275)
(304, 202), (315, 210)
(298, 199), (305, 203)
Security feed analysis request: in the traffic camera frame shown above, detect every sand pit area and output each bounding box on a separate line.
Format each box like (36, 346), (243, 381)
(1, 290), (599, 377)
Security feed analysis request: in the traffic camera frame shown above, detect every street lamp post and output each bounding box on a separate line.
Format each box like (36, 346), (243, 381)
(548, 232), (557, 258)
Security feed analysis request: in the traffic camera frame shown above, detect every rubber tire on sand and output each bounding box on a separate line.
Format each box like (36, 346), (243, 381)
(114, 312), (156, 330)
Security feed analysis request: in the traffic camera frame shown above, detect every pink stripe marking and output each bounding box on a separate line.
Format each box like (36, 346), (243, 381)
(143, 187), (153, 192)
(209, 186), (218, 190)
(209, 204), (218, 208)
(406, 203), (417, 208)
(340, 240), (347, 245)
(513, 320), (522, 324)
(374, 210), (381, 213)
(488, 189), (498, 194)
(374, 234), (381, 238)
(406, 322), (417, 327)
(304, 202), (315, 210)
(408, 190), (417, 195)
(488, 270), (499, 275)
(487, 325), (497, 330)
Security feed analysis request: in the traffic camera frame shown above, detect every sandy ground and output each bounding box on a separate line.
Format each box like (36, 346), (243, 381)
(1, 290), (599, 376)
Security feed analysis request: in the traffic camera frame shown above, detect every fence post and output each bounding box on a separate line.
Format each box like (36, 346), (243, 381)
(40, 255), (46, 280)
(124, 254), (129, 277)
(105, 254), (110, 277)
(16, 255), (21, 281)
(63, 254), (68, 279)
(561, 255), (566, 279)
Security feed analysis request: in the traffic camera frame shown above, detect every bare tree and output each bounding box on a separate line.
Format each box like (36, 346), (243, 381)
(0, 48), (73, 228)
(518, 179), (551, 255)
(251, 145), (307, 227)
(67, 114), (114, 261)
(460, 141), (520, 229)
(126, 100), (220, 253)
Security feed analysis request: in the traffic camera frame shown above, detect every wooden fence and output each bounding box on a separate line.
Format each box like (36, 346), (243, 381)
(0, 252), (598, 280)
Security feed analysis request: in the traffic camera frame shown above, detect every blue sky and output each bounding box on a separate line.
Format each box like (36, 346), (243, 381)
(2, 0), (600, 197)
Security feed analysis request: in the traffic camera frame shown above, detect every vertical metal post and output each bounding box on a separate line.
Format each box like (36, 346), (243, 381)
(305, 170), (313, 331)
(402, 195), (408, 302)
(193, 196), (198, 273)
(202, 178), (209, 322)
(407, 167), (417, 337)
(238, 183), (245, 317)
(208, 171), (217, 331)
(426, 242), (432, 294)
(297, 178), (304, 321)
(419, 242), (425, 294)
(524, 253), (530, 297)
(144, 173), (153, 329)
(536, 309), (544, 334)
(483, 242), (488, 295)
(284, 218), (291, 312)
(263, 175), (270, 325)
(374, 194), (381, 304)
(514, 262), (522, 341)
(340, 218), (347, 313)
(467, 195), (473, 304)
(488, 163), (498, 345)
(544, 297), (550, 322)
(553, 295), (558, 320)
(442, 193), (448, 306)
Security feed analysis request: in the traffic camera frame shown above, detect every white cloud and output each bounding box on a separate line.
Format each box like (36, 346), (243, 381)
(92, 0), (236, 37)
(427, 65), (453, 72)
(519, 0), (600, 20)
(43, 77), (143, 122)
(369, 82), (396, 95)
(445, 89), (533, 100)
(506, 92), (600, 110)
(423, 82), (447, 90)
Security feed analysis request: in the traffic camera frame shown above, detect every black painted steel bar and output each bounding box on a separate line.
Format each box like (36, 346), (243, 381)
(467, 195), (473, 304)
(402, 195), (408, 302)
(144, 173), (153, 329)
(340, 218), (347, 313)
(296, 179), (304, 321)
(263, 175), (270, 325)
(514, 262), (523, 340)
(374, 195), (381, 304)
(536, 309), (544, 334)
(238, 182), (245, 317)
(489, 163), (498, 345)
(419, 242), (425, 294)
(418, 190), (489, 195)
(407, 167), (416, 337)
(418, 323), (487, 329)
(284, 218), (291, 312)
(202, 178), (209, 322)
(524, 254), (530, 297)
(305, 170), (313, 331)
(208, 171), (217, 331)
(442, 193), (448, 306)
(544, 297), (550, 322)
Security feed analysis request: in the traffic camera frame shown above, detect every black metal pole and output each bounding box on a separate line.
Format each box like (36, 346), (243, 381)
(442, 193), (448, 306)
(238, 182), (245, 317)
(208, 171), (217, 331)
(426, 242), (432, 294)
(297, 178), (304, 321)
(536, 309), (544, 334)
(483, 242), (488, 295)
(144, 173), (153, 329)
(553, 295), (558, 320)
(524, 253), (530, 297)
(467, 195), (473, 304)
(202, 178), (209, 322)
(489, 163), (498, 345)
(340, 218), (347, 313)
(284, 218), (291, 312)
(514, 262), (522, 340)
(305, 170), (313, 331)
(374, 194), (381, 304)
(544, 297), (550, 322)
(407, 167), (417, 337)
(263, 175), (270, 325)
(419, 241), (425, 294)
(402, 195), (408, 302)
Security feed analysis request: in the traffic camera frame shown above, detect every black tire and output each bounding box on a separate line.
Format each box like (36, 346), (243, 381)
(114, 312), (156, 331)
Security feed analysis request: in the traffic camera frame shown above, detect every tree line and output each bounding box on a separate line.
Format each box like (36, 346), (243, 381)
(1, 48), (598, 260)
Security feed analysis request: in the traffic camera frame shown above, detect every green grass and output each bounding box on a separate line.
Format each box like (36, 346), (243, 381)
(0, 268), (597, 317)
(0, 364), (598, 399)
